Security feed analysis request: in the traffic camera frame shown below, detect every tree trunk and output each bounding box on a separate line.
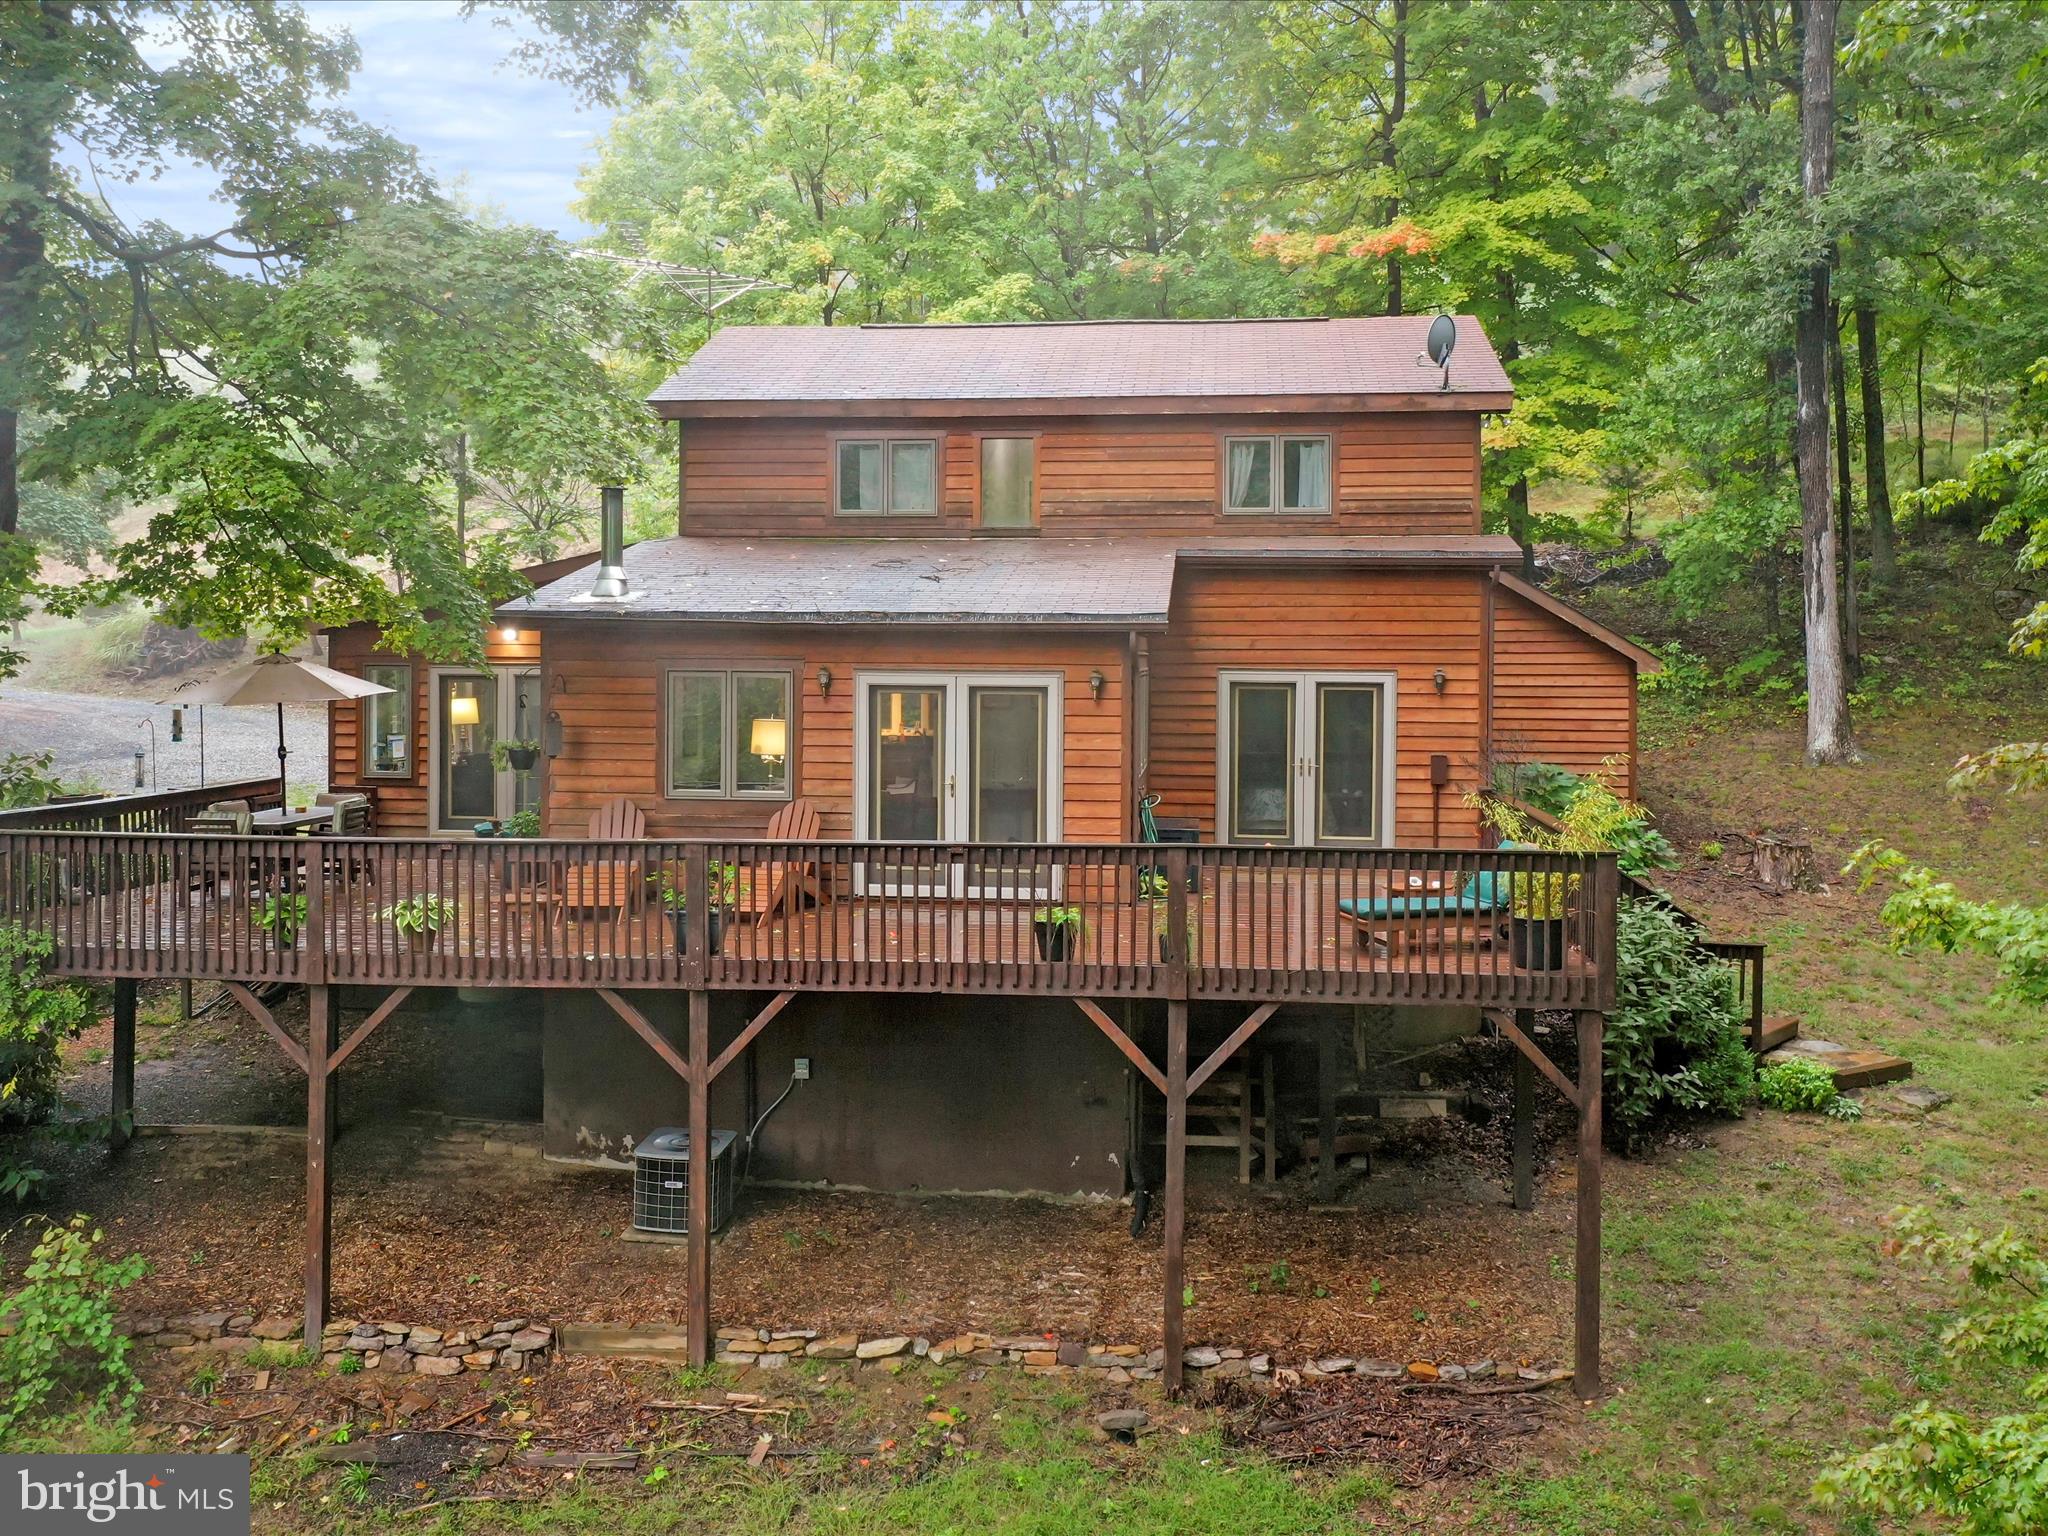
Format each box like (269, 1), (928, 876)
(0, 407), (16, 539)
(1855, 306), (1896, 584)
(454, 430), (469, 563)
(1795, 0), (1856, 765)
(1914, 338), (1926, 487)
(1830, 303), (1859, 669)
(1382, 0), (1409, 317)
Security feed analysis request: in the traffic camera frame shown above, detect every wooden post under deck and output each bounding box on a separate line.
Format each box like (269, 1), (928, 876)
(1574, 1008), (1604, 1397)
(304, 984), (333, 1350)
(110, 979), (135, 1150)
(686, 988), (712, 1370)
(1316, 1017), (1338, 1200)
(1162, 999), (1188, 1395)
(1512, 1009), (1535, 1212)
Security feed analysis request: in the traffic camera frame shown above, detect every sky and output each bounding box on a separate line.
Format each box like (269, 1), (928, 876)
(76, 1), (615, 240)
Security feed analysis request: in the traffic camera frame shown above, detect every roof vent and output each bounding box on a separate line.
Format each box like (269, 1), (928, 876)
(587, 485), (631, 600)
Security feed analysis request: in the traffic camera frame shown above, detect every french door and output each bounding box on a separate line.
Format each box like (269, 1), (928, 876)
(854, 671), (1062, 896)
(1218, 671), (1394, 847)
(430, 668), (542, 833)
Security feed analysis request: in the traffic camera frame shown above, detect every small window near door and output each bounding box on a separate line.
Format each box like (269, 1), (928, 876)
(978, 437), (1036, 528)
(1223, 434), (1332, 515)
(361, 663), (411, 777)
(666, 669), (793, 799)
(837, 437), (939, 516)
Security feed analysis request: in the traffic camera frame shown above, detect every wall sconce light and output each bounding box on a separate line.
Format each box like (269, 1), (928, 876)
(544, 711), (565, 758)
(1432, 667), (1448, 694)
(1089, 669), (1105, 702)
(498, 625), (521, 644)
(817, 665), (833, 699)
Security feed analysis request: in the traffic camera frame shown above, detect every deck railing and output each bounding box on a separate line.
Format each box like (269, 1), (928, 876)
(0, 832), (1617, 1009)
(0, 777), (285, 834)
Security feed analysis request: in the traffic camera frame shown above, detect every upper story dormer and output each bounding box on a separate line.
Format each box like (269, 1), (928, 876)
(648, 316), (1511, 539)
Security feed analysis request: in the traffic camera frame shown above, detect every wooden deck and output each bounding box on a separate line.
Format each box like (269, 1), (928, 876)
(3, 833), (1616, 1009)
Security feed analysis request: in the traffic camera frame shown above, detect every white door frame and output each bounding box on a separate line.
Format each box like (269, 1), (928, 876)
(426, 665), (541, 835)
(852, 668), (1065, 897)
(1214, 669), (1398, 847)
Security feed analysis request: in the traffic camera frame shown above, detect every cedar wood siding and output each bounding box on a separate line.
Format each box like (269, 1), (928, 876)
(1148, 567), (1489, 846)
(679, 413), (1482, 536)
(1490, 585), (1640, 797)
(326, 622), (543, 837)
(540, 622), (1128, 842)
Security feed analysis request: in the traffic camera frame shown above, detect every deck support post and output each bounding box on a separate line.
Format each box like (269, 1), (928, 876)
(1261, 1047), (1277, 1185)
(1512, 1009), (1535, 1212)
(110, 979), (135, 1150)
(304, 983), (333, 1351)
(1574, 1009), (1604, 1398)
(1316, 1016), (1338, 1200)
(1162, 999), (1188, 1396)
(686, 988), (712, 1370)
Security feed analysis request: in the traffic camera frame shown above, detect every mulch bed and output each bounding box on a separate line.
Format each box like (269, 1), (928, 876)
(1219, 1372), (1563, 1484)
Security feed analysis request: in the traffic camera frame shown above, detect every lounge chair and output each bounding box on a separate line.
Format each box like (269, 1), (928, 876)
(749, 798), (825, 928)
(1337, 844), (1530, 957)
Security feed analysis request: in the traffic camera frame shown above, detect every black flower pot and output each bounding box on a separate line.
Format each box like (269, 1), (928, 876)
(1033, 918), (1076, 962)
(668, 906), (727, 957)
(504, 746), (539, 772)
(1510, 916), (1567, 971)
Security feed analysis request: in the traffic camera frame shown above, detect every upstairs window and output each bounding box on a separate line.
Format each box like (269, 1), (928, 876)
(1223, 434), (1332, 515)
(837, 437), (939, 516)
(977, 436), (1037, 529)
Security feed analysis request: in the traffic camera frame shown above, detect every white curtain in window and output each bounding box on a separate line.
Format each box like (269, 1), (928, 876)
(1288, 438), (1330, 511)
(891, 441), (936, 512)
(1227, 439), (1266, 510)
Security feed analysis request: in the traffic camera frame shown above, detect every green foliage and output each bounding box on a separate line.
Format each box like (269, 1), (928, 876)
(1031, 905), (1083, 933)
(649, 862), (740, 913)
(1489, 759), (1583, 818)
(1815, 1210), (2048, 1535)
(253, 891), (308, 946)
(1848, 841), (2048, 1004)
(1602, 897), (1754, 1150)
(500, 808), (542, 838)
(1478, 759), (1677, 879)
(488, 737), (540, 772)
(1756, 1057), (1859, 1121)
(334, 1352), (363, 1377)
(0, 751), (63, 810)
(0, 927), (91, 1136)
(378, 893), (456, 938)
(0, 1216), (148, 1434)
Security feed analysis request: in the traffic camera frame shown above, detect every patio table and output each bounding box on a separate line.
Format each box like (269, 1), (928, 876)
(252, 805), (335, 834)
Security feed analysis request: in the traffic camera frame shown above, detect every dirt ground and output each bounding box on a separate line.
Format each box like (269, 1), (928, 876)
(6, 981), (1581, 1370)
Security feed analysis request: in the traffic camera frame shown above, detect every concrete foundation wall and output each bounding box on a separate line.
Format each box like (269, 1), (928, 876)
(542, 991), (1132, 1197)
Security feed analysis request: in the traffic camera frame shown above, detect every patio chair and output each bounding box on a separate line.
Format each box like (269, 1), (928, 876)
(748, 797), (826, 928)
(1336, 843), (1532, 958)
(315, 790), (372, 835)
(551, 796), (649, 943)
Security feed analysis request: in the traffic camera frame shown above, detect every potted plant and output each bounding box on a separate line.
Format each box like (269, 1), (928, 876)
(1139, 871), (1198, 963)
(490, 738), (541, 773)
(501, 808), (542, 838)
(652, 864), (739, 956)
(1031, 904), (1083, 962)
(1506, 868), (1573, 970)
(380, 892), (456, 951)
(253, 890), (307, 947)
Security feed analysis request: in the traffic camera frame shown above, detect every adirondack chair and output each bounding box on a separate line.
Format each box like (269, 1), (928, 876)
(562, 796), (649, 919)
(749, 797), (826, 928)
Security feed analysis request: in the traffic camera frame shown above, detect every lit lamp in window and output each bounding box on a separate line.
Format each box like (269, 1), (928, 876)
(749, 715), (787, 767)
(448, 693), (480, 754)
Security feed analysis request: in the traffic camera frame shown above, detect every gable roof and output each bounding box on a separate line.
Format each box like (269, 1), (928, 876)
(1493, 571), (1663, 673)
(649, 316), (1512, 419)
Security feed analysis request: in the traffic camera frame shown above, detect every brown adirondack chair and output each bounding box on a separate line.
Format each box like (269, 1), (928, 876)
(750, 798), (826, 928)
(563, 796), (648, 916)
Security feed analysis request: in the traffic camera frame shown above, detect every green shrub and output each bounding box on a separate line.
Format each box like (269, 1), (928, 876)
(0, 751), (63, 810)
(1757, 1057), (1861, 1120)
(1478, 760), (1678, 879)
(501, 808), (542, 838)
(0, 1215), (147, 1433)
(0, 927), (92, 1154)
(1490, 759), (1583, 817)
(1815, 1211), (2048, 1533)
(1604, 897), (1755, 1150)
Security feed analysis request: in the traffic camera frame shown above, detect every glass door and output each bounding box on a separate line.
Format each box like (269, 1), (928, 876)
(433, 668), (543, 833)
(858, 673), (1060, 896)
(436, 673), (498, 832)
(1221, 672), (1390, 847)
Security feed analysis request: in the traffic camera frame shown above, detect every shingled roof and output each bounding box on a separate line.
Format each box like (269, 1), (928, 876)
(648, 316), (1512, 417)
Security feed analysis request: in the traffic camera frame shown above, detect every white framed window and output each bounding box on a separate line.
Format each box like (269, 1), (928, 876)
(1223, 434), (1333, 515)
(836, 436), (940, 516)
(360, 663), (412, 777)
(1216, 670), (1395, 846)
(665, 668), (793, 799)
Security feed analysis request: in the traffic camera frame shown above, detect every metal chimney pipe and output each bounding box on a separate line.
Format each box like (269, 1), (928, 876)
(590, 485), (629, 598)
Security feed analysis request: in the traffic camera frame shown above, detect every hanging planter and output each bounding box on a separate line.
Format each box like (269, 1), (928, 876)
(491, 739), (541, 773)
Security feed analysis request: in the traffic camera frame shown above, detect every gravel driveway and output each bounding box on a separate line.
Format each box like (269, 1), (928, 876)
(0, 684), (330, 797)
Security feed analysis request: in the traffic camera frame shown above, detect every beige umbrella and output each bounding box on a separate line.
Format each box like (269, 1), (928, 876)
(176, 654), (393, 784)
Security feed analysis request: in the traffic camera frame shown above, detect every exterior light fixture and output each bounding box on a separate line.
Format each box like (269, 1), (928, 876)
(817, 665), (833, 698)
(544, 711), (565, 758)
(1432, 667), (1448, 694)
(750, 716), (788, 765)
(1089, 669), (1105, 701)
(498, 625), (521, 644)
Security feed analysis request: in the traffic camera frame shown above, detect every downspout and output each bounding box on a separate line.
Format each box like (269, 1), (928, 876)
(1131, 631), (1151, 839)
(1480, 569), (1497, 836)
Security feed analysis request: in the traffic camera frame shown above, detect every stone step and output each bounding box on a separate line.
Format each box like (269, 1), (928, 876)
(1752, 1015), (1801, 1054)
(1763, 1037), (1912, 1091)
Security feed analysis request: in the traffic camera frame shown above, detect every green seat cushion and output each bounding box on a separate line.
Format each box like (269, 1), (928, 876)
(1339, 843), (1535, 919)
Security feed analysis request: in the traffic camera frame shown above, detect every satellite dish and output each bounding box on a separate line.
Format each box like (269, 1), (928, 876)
(1425, 314), (1458, 367)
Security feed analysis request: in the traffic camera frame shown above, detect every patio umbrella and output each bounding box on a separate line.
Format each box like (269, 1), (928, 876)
(175, 654), (393, 785)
